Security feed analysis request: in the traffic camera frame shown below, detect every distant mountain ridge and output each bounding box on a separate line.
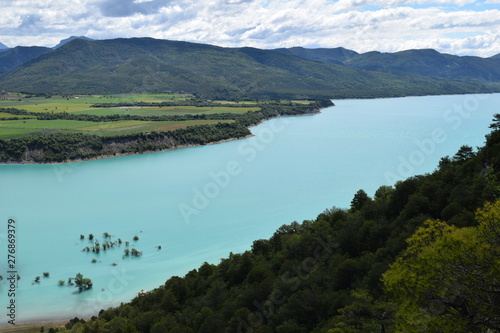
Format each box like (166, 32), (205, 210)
(0, 37), (497, 98)
(274, 47), (500, 83)
(0, 36), (94, 74)
(0, 46), (51, 74)
(0, 42), (8, 53)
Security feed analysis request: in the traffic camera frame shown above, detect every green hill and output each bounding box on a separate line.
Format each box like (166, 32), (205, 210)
(0, 38), (491, 99)
(62, 116), (500, 332)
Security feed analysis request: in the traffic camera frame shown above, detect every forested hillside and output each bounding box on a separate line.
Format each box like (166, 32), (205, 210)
(0, 38), (491, 99)
(57, 115), (500, 332)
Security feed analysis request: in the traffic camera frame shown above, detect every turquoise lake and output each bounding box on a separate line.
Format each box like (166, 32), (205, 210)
(0, 93), (499, 323)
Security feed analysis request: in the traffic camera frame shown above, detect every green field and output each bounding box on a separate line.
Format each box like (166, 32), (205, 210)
(0, 93), (258, 139)
(0, 118), (235, 139)
(0, 94), (259, 115)
(76, 119), (234, 136)
(0, 93), (189, 114)
(73, 105), (260, 117)
(0, 112), (36, 119)
(0, 119), (101, 130)
(0, 128), (37, 139)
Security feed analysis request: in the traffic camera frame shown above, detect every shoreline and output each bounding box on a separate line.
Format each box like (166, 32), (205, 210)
(0, 110), (323, 166)
(0, 134), (255, 165)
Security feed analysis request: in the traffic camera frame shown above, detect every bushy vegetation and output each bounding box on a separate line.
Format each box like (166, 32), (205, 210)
(57, 116), (500, 332)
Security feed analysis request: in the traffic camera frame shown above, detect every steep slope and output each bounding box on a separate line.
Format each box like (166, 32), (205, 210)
(0, 46), (52, 74)
(0, 38), (488, 99)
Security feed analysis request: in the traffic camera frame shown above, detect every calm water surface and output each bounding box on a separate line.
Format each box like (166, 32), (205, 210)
(0, 94), (498, 322)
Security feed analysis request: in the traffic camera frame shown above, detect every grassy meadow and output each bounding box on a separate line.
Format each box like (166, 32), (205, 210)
(0, 93), (188, 113)
(73, 105), (260, 117)
(0, 93), (255, 139)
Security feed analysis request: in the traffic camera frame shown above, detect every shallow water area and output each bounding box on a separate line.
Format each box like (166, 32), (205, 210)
(0, 93), (498, 323)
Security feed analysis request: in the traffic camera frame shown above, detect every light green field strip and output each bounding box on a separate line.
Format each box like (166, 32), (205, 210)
(0, 112), (36, 118)
(0, 119), (88, 139)
(0, 128), (35, 139)
(98, 93), (184, 102)
(0, 119), (102, 130)
(0, 119), (148, 139)
(76, 120), (151, 131)
(290, 100), (313, 104)
(76, 119), (235, 136)
(73, 105), (260, 116)
(0, 118), (235, 139)
(0, 102), (96, 113)
(212, 100), (259, 104)
(0, 94), (187, 113)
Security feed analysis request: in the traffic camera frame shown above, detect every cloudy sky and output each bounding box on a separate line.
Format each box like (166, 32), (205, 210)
(0, 0), (499, 56)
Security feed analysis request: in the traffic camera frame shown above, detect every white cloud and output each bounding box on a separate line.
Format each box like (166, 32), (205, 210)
(329, 0), (478, 12)
(0, 0), (498, 56)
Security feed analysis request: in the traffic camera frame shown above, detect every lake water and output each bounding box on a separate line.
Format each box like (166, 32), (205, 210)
(0, 93), (498, 323)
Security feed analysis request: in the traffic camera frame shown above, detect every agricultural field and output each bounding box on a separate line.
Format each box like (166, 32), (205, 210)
(73, 105), (260, 117)
(0, 118), (234, 139)
(0, 111), (35, 119)
(0, 93), (257, 139)
(0, 128), (36, 139)
(76, 119), (234, 136)
(0, 93), (189, 114)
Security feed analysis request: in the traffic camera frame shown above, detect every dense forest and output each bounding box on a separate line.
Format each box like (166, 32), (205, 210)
(0, 100), (332, 163)
(49, 115), (500, 332)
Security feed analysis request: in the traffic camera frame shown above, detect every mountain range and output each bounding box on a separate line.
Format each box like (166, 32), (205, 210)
(275, 47), (500, 82)
(0, 36), (96, 74)
(0, 37), (498, 99)
(0, 46), (51, 74)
